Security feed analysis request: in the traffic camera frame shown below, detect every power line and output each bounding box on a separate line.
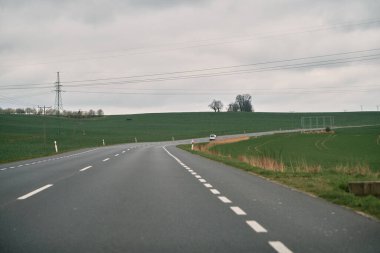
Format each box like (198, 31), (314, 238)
(62, 53), (380, 88)
(1, 47), (379, 89)
(62, 48), (380, 85)
(66, 86), (380, 96)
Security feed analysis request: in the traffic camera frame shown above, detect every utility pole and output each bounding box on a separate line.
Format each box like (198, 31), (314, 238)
(54, 72), (63, 116)
(38, 105), (52, 116)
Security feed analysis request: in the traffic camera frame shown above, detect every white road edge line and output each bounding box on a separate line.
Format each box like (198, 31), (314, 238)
(230, 206), (246, 215)
(102, 158), (110, 162)
(269, 241), (293, 253)
(17, 184), (53, 200)
(218, 196), (232, 203)
(246, 220), (268, 233)
(80, 166), (93, 172)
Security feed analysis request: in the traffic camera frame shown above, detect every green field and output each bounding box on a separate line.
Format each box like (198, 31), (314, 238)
(181, 125), (380, 219)
(1, 111), (380, 163)
(210, 126), (380, 172)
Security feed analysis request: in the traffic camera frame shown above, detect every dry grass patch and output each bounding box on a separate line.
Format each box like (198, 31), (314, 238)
(238, 155), (285, 172)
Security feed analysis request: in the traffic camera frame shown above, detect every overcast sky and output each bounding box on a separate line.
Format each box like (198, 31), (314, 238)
(1, 0), (379, 114)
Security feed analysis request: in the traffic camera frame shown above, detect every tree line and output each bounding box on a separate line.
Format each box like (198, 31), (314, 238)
(209, 94), (254, 112)
(0, 107), (104, 118)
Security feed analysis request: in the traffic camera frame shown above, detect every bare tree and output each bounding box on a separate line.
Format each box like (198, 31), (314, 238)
(235, 94), (253, 112)
(227, 102), (240, 112)
(16, 108), (25, 114)
(209, 99), (224, 112)
(97, 109), (104, 116)
(88, 109), (96, 117)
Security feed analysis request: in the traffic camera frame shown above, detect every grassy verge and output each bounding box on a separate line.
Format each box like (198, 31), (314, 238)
(178, 126), (380, 220)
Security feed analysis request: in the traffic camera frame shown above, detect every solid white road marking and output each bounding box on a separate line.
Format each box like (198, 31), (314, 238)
(80, 166), (93, 172)
(204, 183), (213, 188)
(230, 206), (246, 215)
(102, 158), (110, 162)
(218, 196), (232, 203)
(246, 220), (268, 233)
(269, 241), (293, 253)
(210, 189), (220, 195)
(17, 184), (53, 200)
(199, 179), (207, 183)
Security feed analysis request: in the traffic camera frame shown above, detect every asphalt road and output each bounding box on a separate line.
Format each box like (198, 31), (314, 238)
(0, 141), (379, 252)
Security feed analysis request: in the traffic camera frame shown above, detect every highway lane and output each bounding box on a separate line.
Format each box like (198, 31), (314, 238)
(0, 142), (379, 252)
(0, 144), (146, 208)
(166, 145), (380, 253)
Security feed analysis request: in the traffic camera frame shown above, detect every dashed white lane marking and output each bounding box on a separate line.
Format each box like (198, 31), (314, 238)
(25, 164), (30, 166)
(10, 166), (15, 169)
(122, 151), (126, 153)
(102, 158), (110, 162)
(127, 149), (130, 151)
(0, 168), (7, 171)
(115, 154), (119, 157)
(191, 172), (197, 175)
(230, 206), (247, 215)
(246, 220), (268, 233)
(18, 165), (23, 167)
(269, 241), (293, 253)
(210, 189), (221, 195)
(163, 146), (291, 251)
(218, 196), (232, 203)
(80, 166), (93, 172)
(17, 184), (53, 200)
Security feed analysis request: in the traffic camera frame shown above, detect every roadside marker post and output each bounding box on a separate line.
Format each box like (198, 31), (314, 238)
(191, 139), (194, 150)
(54, 141), (58, 153)
(103, 139), (105, 146)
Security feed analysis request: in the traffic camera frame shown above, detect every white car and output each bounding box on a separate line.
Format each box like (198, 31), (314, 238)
(209, 134), (216, 141)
